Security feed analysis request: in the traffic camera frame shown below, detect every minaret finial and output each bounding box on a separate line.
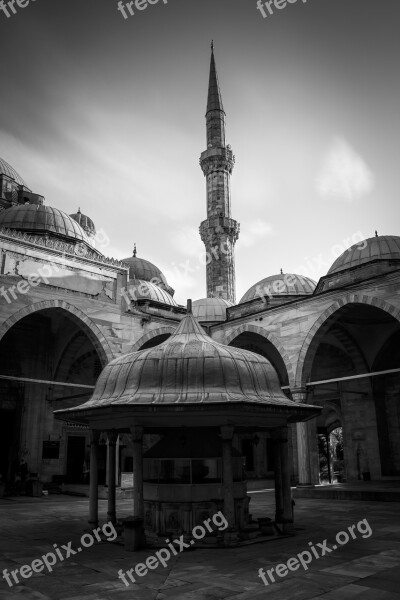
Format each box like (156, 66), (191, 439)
(133, 243), (137, 257)
(211, 40), (214, 52)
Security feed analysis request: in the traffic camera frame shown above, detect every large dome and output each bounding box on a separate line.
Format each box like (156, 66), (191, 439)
(328, 235), (400, 275)
(0, 204), (92, 244)
(192, 298), (233, 322)
(122, 251), (174, 296)
(0, 156), (30, 189)
(71, 306), (300, 408)
(240, 273), (316, 304)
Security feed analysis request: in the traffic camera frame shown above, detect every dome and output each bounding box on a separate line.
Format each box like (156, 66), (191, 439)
(0, 204), (92, 244)
(328, 235), (400, 275)
(0, 156), (30, 189)
(240, 273), (317, 303)
(73, 306), (299, 408)
(122, 250), (174, 296)
(128, 279), (178, 306)
(192, 298), (233, 322)
(70, 208), (96, 237)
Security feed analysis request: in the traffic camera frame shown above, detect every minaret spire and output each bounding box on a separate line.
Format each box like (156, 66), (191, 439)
(199, 45), (240, 303)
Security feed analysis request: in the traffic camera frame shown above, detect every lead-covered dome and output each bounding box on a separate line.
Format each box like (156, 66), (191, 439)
(0, 156), (30, 189)
(128, 279), (178, 306)
(122, 250), (174, 296)
(71, 306), (298, 408)
(70, 208), (96, 237)
(0, 204), (92, 244)
(192, 298), (233, 322)
(328, 235), (400, 275)
(240, 273), (316, 303)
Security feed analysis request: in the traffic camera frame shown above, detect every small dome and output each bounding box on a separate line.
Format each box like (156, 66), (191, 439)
(122, 251), (174, 296)
(192, 298), (233, 322)
(70, 208), (96, 237)
(240, 273), (316, 303)
(74, 309), (296, 407)
(128, 279), (178, 306)
(0, 204), (92, 244)
(0, 156), (30, 189)
(328, 235), (400, 275)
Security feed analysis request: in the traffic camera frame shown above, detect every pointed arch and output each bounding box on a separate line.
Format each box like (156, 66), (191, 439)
(295, 294), (400, 387)
(223, 323), (294, 384)
(0, 300), (113, 366)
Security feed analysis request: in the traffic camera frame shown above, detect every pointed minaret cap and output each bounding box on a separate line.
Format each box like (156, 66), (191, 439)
(207, 42), (224, 115)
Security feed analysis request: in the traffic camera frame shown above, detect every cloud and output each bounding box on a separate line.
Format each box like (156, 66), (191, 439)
(239, 218), (273, 247)
(316, 137), (374, 202)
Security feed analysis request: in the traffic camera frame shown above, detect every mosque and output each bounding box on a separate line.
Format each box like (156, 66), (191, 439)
(0, 45), (399, 511)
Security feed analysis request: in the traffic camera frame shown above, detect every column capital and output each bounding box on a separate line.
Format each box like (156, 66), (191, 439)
(89, 430), (101, 444)
(130, 426), (143, 441)
(291, 387), (308, 403)
(220, 425), (235, 440)
(106, 430), (118, 445)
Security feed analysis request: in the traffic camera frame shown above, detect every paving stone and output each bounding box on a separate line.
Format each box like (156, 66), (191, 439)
(1, 494), (400, 600)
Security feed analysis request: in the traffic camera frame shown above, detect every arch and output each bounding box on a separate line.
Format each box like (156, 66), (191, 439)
(131, 326), (176, 351)
(0, 300), (113, 367)
(295, 294), (400, 388)
(223, 323), (295, 384)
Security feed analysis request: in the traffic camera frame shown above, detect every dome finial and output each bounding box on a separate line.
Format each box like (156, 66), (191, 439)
(77, 207), (81, 214)
(375, 230), (378, 237)
(133, 243), (137, 257)
(280, 268), (283, 275)
(187, 299), (192, 314)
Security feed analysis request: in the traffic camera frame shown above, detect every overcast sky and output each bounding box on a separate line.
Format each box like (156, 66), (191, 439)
(1, 0), (399, 304)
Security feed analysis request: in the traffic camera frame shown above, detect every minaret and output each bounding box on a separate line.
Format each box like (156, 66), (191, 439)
(199, 42), (240, 303)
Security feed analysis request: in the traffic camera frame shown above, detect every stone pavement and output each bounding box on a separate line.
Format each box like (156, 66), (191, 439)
(0, 491), (400, 599)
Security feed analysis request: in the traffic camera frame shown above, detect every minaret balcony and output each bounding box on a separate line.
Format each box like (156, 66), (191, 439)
(199, 217), (240, 244)
(200, 146), (235, 163)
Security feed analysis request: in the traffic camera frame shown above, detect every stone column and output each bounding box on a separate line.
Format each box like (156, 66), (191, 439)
(221, 426), (235, 529)
(273, 427), (294, 532)
(292, 388), (313, 486)
(131, 426), (144, 518)
(88, 430), (100, 528)
(106, 431), (118, 524)
(273, 431), (283, 523)
(115, 435), (121, 487)
(279, 426), (294, 532)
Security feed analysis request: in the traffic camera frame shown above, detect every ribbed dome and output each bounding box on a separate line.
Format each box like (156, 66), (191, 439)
(240, 274), (316, 303)
(78, 308), (293, 408)
(128, 279), (178, 306)
(0, 156), (30, 189)
(192, 298), (233, 322)
(328, 235), (400, 275)
(0, 204), (92, 244)
(122, 253), (174, 296)
(70, 208), (96, 237)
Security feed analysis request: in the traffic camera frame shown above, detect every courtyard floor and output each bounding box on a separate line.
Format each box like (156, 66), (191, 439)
(0, 491), (399, 599)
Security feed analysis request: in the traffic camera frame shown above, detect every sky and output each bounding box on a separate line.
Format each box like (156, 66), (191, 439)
(0, 0), (399, 305)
